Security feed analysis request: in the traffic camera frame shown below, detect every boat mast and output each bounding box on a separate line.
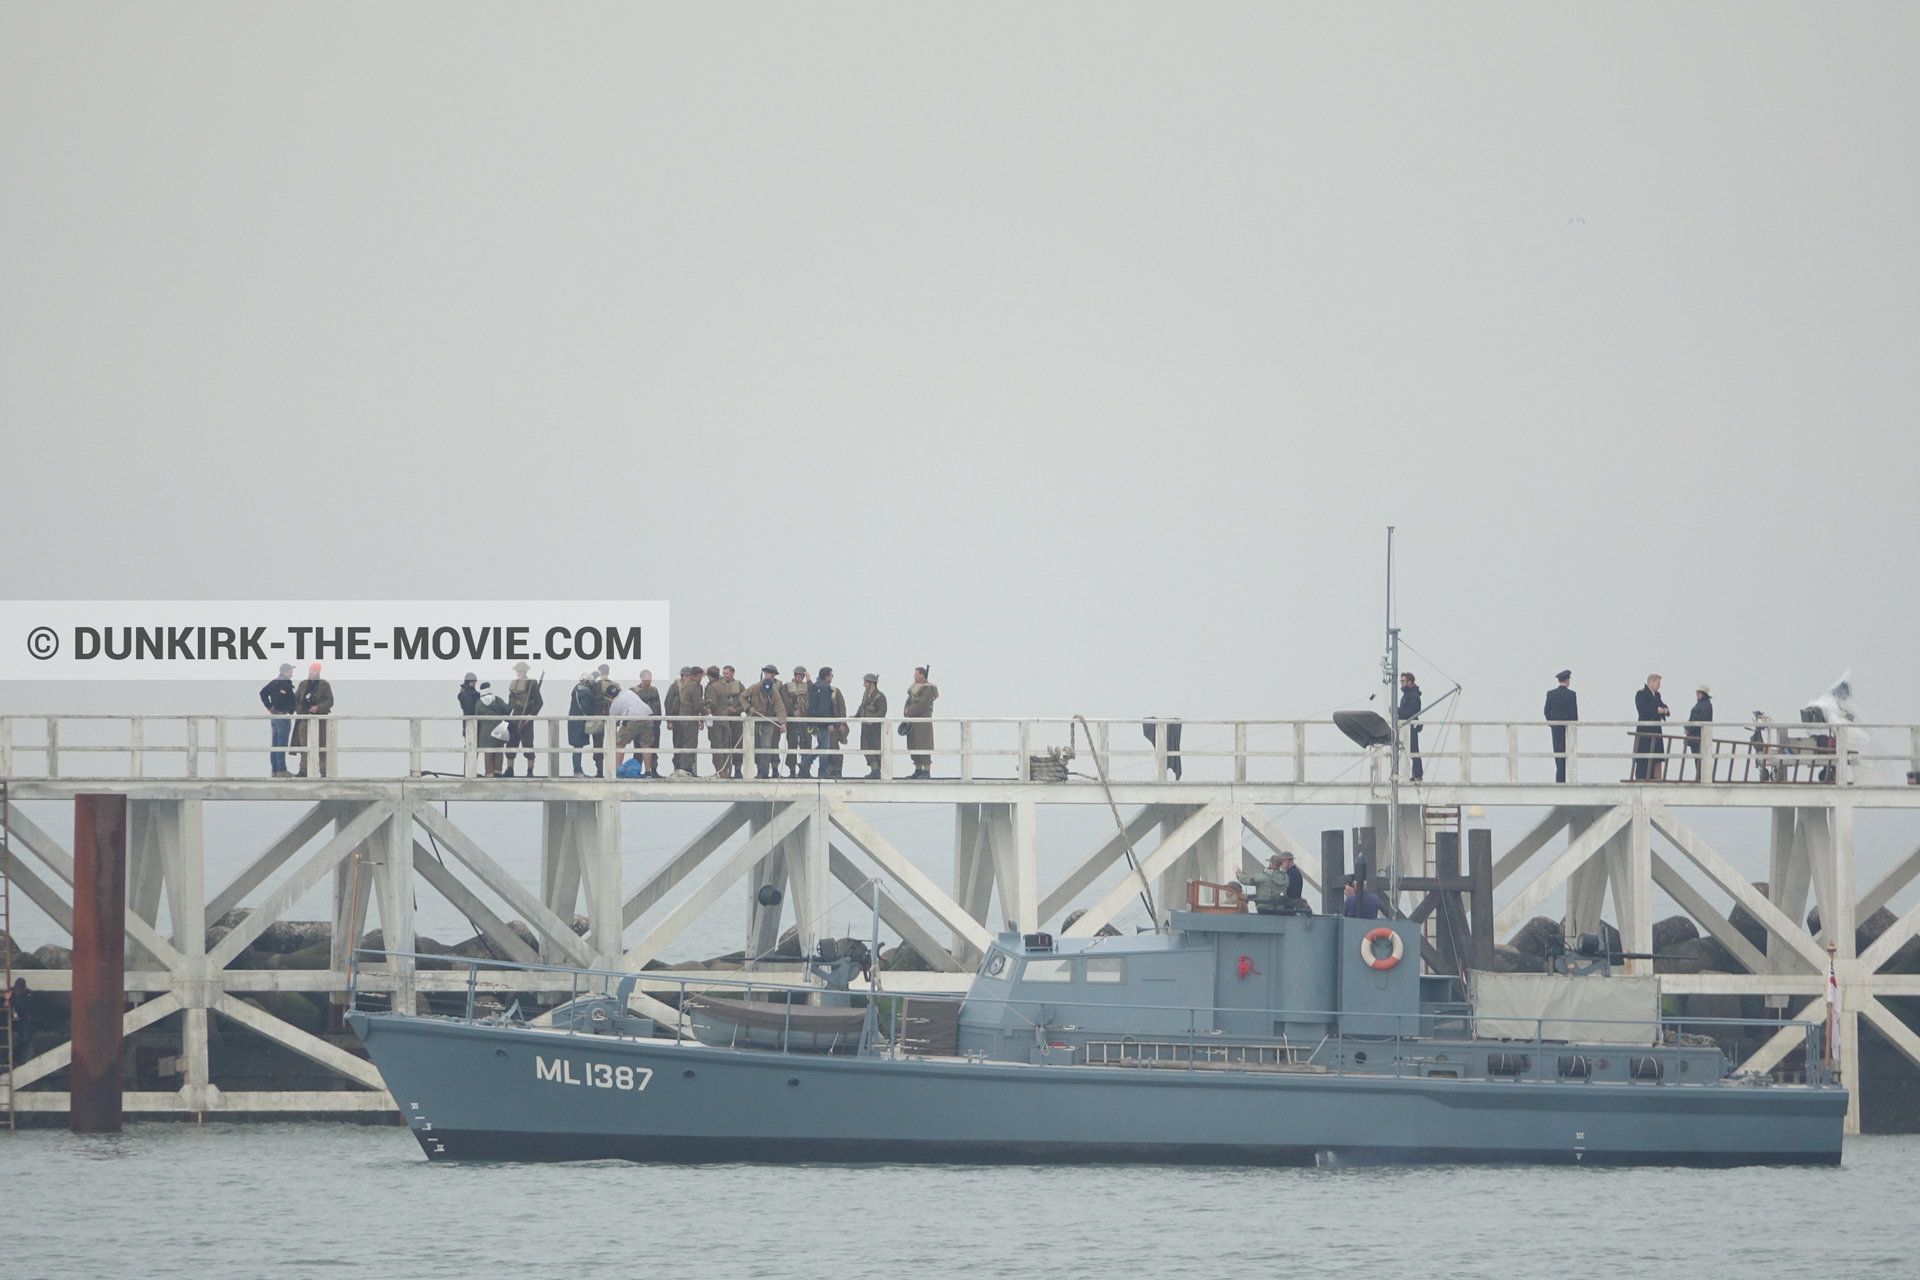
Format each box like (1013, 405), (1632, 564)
(1385, 528), (1400, 908)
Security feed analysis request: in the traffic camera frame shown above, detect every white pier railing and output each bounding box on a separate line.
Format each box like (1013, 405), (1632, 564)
(0, 714), (1913, 786)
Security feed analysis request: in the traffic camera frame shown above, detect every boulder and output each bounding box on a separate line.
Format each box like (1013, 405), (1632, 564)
(882, 944), (936, 972)
(1509, 916), (1563, 960)
(33, 944), (72, 969)
(4, 931), (46, 969)
(1488, 944), (1543, 974)
(255, 920), (332, 954)
(1652, 915), (1700, 953)
(1656, 935), (1744, 975)
(1808, 905), (1920, 973)
(1680, 985), (1744, 1023)
(1725, 880), (1772, 955)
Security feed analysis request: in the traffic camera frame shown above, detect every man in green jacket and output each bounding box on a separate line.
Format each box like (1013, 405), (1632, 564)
(903, 667), (938, 778)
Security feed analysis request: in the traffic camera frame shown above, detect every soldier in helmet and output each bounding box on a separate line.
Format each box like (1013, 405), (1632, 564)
(669, 666), (706, 777)
(782, 666), (811, 778)
(745, 665), (789, 779)
(708, 664), (745, 779)
(856, 673), (887, 778)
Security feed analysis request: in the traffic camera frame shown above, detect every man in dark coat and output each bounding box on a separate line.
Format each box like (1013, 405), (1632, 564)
(291, 662), (334, 777)
(1685, 684), (1714, 781)
(259, 662), (297, 777)
(457, 672), (482, 771)
(566, 673), (595, 776)
(1633, 674), (1671, 780)
(1399, 673), (1424, 782)
(1544, 670), (1578, 783)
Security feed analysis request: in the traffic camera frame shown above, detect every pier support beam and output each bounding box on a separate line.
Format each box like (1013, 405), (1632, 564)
(70, 794), (127, 1134)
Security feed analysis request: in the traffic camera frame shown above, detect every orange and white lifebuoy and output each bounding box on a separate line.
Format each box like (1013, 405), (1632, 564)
(1360, 926), (1403, 971)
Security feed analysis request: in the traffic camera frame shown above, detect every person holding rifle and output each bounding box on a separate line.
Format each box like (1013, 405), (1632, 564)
(506, 662), (543, 777)
(902, 665), (939, 779)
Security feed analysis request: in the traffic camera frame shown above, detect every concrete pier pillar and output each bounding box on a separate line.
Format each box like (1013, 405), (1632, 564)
(1319, 830), (1344, 916)
(70, 794), (127, 1134)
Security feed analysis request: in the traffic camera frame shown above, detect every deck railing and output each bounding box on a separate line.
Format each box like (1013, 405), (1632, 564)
(1, 713), (1912, 787)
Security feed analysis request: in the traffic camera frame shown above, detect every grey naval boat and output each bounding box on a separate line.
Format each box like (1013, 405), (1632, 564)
(349, 911), (1845, 1167)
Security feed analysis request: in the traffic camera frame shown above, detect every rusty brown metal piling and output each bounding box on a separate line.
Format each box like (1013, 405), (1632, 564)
(70, 794), (127, 1134)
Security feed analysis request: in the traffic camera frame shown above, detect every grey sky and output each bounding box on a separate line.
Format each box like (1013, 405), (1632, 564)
(2, 6), (1916, 950)
(4, 4), (1915, 724)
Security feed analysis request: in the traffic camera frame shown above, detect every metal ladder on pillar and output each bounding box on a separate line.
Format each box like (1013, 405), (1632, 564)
(3, 778), (14, 1130)
(1420, 806), (1460, 963)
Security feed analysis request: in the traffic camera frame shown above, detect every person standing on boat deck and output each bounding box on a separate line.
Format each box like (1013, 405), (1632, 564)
(1342, 877), (1381, 919)
(566, 673), (595, 776)
(1248, 854), (1306, 915)
(1398, 672), (1424, 782)
(745, 665), (788, 778)
(1545, 670), (1578, 783)
(708, 665), (746, 779)
(1685, 684), (1714, 781)
(857, 674), (887, 778)
(632, 670), (662, 777)
(291, 662), (333, 777)
(903, 667), (939, 778)
(506, 662), (540, 777)
(1634, 675), (1671, 780)
(671, 666), (706, 777)
(782, 666), (811, 778)
(260, 663), (297, 777)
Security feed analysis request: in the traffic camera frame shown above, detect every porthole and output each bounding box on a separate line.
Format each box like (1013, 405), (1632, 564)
(1354, 1051), (1368, 1064)
(787, 1078), (801, 1087)
(986, 953), (1008, 977)
(492, 1048), (508, 1060)
(683, 1070), (696, 1079)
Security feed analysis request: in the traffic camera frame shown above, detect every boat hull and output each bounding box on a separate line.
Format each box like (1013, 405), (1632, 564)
(351, 1013), (1846, 1168)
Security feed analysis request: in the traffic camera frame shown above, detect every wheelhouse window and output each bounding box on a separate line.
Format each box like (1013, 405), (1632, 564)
(1022, 958), (1075, 983)
(1086, 957), (1125, 984)
(982, 951), (1010, 979)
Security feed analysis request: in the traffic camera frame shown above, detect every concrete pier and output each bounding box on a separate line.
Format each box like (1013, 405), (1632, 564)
(2, 712), (1919, 1134)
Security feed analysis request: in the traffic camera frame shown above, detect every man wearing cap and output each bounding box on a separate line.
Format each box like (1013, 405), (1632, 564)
(1544, 670), (1578, 783)
(745, 665), (789, 778)
(708, 665), (746, 779)
(1685, 684), (1714, 781)
(857, 674), (887, 778)
(1248, 853), (1307, 916)
(903, 667), (939, 778)
(670, 666), (706, 777)
(291, 662), (334, 778)
(506, 662), (542, 777)
(632, 670), (663, 777)
(456, 672), (484, 774)
(782, 666), (811, 778)
(259, 663), (297, 778)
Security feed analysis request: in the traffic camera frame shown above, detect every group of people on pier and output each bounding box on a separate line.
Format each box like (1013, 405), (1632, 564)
(254, 661), (1735, 785)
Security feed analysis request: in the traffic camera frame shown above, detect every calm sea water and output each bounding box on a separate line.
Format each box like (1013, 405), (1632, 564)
(2, 1126), (1913, 1279)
